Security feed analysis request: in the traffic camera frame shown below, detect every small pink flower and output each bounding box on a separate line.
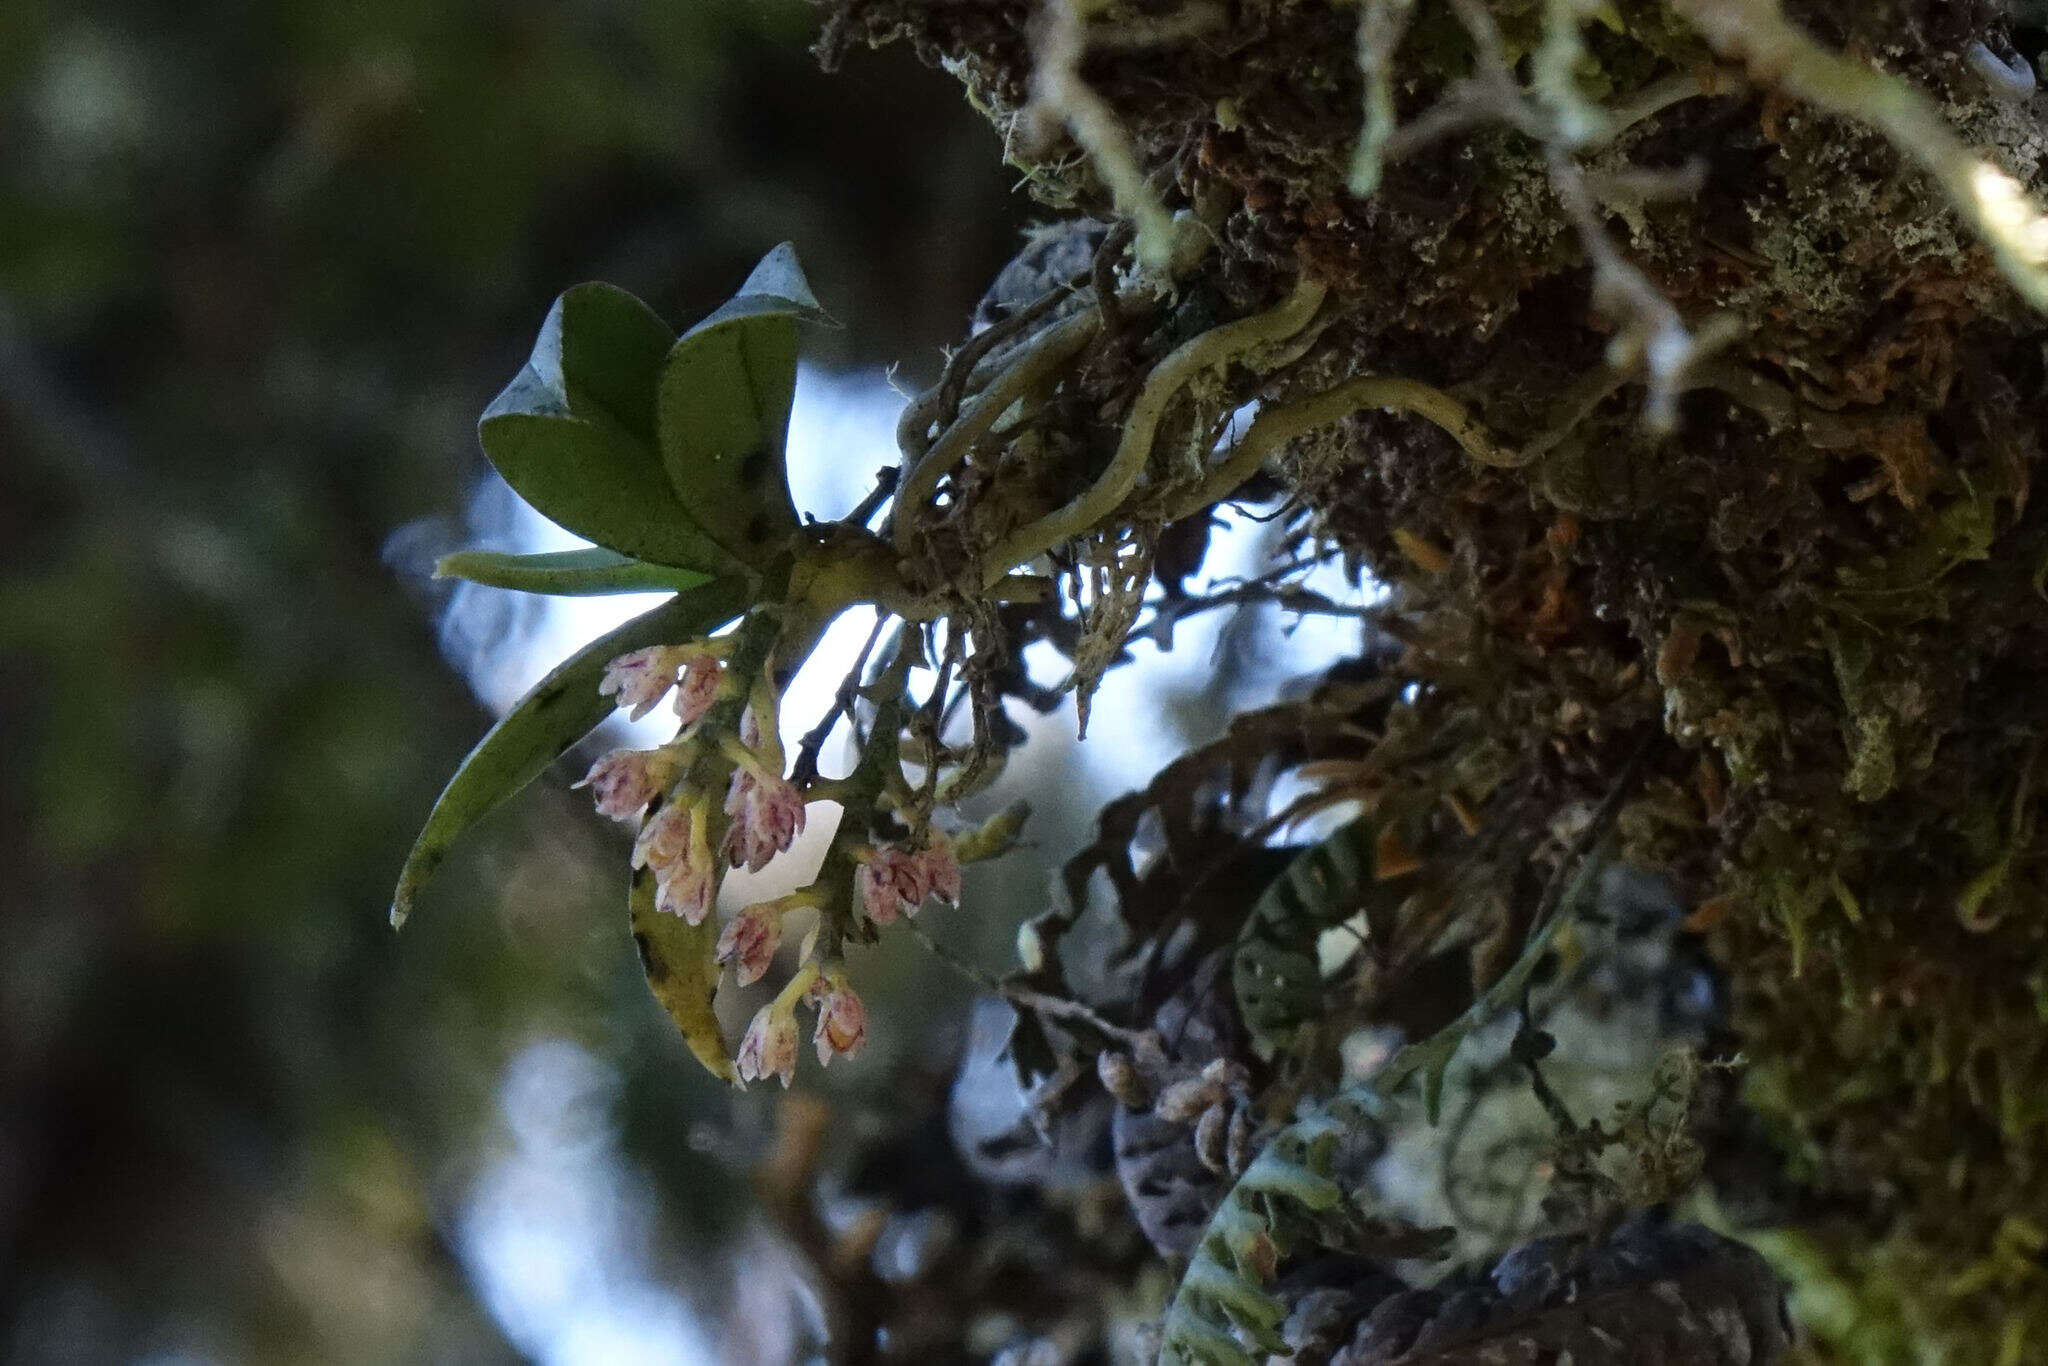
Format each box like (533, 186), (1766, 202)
(631, 802), (694, 873)
(736, 1003), (799, 1088)
(917, 833), (963, 906)
(716, 901), (783, 986)
(751, 775), (806, 854)
(599, 646), (688, 721)
(722, 769), (807, 874)
(807, 972), (867, 1066)
(855, 845), (928, 925)
(718, 812), (752, 872)
(573, 747), (673, 820)
(654, 861), (716, 924)
(673, 652), (723, 726)
(634, 798), (716, 922)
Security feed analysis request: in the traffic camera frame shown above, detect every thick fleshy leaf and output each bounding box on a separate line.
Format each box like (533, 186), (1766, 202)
(685, 242), (829, 338)
(630, 863), (735, 1083)
(656, 243), (833, 562)
(434, 546), (708, 596)
(480, 285), (738, 573)
(479, 403), (736, 575)
(550, 283), (673, 443)
(389, 576), (750, 927)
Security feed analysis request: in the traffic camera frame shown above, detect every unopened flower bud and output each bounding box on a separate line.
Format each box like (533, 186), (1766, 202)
(631, 802), (694, 873)
(673, 652), (723, 726)
(752, 775), (806, 858)
(917, 832), (963, 905)
(600, 646), (689, 721)
(736, 1002), (799, 1088)
(722, 768), (807, 873)
(807, 970), (867, 1066)
(716, 901), (784, 986)
(655, 861), (716, 924)
(855, 845), (928, 925)
(574, 747), (676, 820)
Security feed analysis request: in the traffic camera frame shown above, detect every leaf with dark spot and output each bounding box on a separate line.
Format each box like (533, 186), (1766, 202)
(390, 576), (750, 927)
(656, 243), (833, 565)
(630, 862), (733, 1083)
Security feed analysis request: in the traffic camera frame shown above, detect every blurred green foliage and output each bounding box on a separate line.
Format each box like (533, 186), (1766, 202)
(0, 0), (1025, 1357)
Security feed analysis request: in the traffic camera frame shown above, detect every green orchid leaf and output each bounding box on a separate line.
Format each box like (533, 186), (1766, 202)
(476, 409), (735, 572)
(550, 282), (673, 443)
(656, 242), (833, 563)
(479, 285), (739, 574)
(390, 575), (751, 927)
(435, 546), (708, 596)
(684, 242), (831, 337)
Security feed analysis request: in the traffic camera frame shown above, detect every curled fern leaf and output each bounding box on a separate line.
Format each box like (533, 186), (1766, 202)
(1233, 820), (1411, 1057)
(1158, 1096), (1386, 1365)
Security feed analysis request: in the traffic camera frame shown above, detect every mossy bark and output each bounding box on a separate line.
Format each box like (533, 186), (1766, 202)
(826, 1), (2048, 1359)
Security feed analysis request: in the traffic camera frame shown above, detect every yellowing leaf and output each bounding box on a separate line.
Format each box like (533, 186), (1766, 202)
(631, 864), (735, 1083)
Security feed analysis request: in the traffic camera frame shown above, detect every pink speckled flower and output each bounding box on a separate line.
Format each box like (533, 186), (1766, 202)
(855, 845), (928, 925)
(715, 901), (784, 986)
(673, 652), (724, 726)
(736, 1002), (799, 1088)
(917, 832), (963, 906)
(722, 768), (807, 874)
(807, 971), (867, 1067)
(573, 747), (675, 821)
(654, 861), (717, 924)
(632, 799), (717, 922)
(599, 646), (690, 721)
(631, 801), (695, 873)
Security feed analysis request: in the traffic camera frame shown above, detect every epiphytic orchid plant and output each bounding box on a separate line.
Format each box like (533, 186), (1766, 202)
(396, 220), (1492, 1085)
(392, 246), (1016, 1085)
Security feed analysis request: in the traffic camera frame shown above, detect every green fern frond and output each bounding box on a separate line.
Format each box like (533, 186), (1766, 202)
(1232, 821), (1397, 1056)
(1157, 1093), (1386, 1365)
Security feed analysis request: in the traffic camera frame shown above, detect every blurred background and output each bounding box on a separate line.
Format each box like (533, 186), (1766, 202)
(0, 3), (1371, 1360)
